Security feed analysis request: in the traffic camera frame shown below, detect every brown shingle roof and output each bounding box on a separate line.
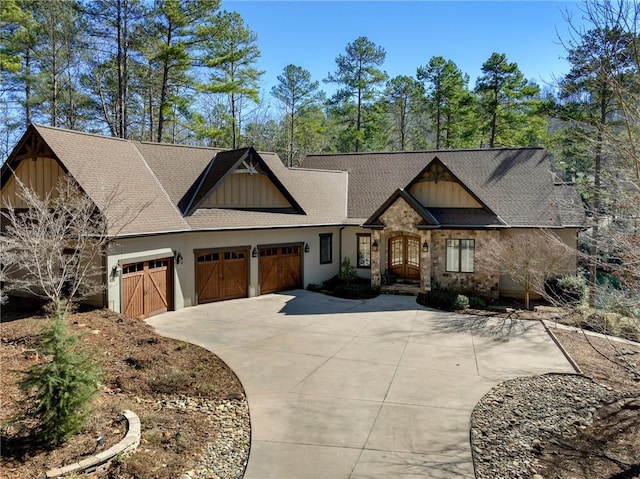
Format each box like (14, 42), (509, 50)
(134, 141), (221, 205)
(3, 125), (348, 236)
(28, 125), (190, 236)
(303, 148), (585, 228)
(184, 159), (348, 230)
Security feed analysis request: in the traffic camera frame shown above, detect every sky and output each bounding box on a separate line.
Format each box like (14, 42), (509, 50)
(220, 0), (588, 101)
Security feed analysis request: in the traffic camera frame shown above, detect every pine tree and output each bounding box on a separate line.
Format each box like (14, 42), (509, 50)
(325, 36), (387, 152)
(475, 52), (541, 147)
(417, 56), (477, 148)
(20, 304), (101, 446)
(199, 10), (263, 149)
(271, 64), (322, 165)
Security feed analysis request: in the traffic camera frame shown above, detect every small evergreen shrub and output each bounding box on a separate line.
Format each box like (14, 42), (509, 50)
(452, 294), (470, 310)
(339, 257), (358, 286)
(19, 307), (101, 446)
(419, 290), (458, 310)
(469, 296), (487, 309)
(545, 274), (587, 305)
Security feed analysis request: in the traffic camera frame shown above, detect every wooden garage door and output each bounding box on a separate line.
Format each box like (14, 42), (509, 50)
(196, 249), (248, 304)
(122, 258), (172, 319)
(259, 245), (302, 294)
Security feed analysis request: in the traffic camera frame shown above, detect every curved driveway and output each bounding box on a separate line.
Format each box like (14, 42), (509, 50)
(147, 290), (574, 479)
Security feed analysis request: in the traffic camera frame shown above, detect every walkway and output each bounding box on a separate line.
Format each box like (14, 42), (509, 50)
(147, 290), (575, 479)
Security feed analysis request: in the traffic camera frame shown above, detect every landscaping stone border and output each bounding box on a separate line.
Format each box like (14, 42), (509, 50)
(45, 410), (140, 478)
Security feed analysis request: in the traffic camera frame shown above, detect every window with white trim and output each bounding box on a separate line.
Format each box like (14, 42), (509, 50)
(446, 239), (474, 272)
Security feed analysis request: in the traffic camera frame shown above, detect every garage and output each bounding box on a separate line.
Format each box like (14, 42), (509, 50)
(122, 258), (173, 319)
(259, 244), (302, 294)
(196, 249), (248, 304)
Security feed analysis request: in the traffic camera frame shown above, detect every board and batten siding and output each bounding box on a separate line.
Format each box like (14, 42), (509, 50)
(1, 157), (65, 207)
(202, 173), (290, 208)
(409, 180), (481, 208)
(498, 228), (580, 297)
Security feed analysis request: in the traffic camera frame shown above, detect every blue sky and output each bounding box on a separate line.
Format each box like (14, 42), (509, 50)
(220, 0), (586, 99)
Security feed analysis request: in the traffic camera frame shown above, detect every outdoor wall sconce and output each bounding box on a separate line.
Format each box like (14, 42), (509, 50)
(110, 264), (121, 280)
(422, 241), (429, 253)
(371, 240), (379, 252)
(174, 251), (183, 264)
(252, 247), (258, 257)
(304, 243), (310, 253)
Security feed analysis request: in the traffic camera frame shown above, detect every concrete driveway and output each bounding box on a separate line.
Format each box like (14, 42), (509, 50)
(147, 290), (575, 479)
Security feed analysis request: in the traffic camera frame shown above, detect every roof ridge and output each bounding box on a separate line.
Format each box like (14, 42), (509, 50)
(131, 143), (191, 230)
(32, 123), (130, 143)
(305, 147), (545, 157)
(136, 140), (224, 151)
(288, 167), (348, 174)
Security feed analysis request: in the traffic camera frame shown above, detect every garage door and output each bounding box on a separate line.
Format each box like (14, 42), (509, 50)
(122, 258), (172, 319)
(196, 249), (248, 304)
(259, 245), (302, 294)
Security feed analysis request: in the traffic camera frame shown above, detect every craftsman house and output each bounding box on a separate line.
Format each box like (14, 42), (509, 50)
(1, 124), (585, 318)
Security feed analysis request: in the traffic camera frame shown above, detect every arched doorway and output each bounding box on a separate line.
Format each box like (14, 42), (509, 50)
(388, 235), (420, 281)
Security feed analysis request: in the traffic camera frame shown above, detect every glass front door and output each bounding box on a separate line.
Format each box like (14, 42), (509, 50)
(388, 236), (420, 281)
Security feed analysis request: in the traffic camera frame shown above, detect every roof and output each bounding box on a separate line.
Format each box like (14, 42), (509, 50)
(2, 126), (584, 237)
(303, 148), (586, 228)
(134, 141), (222, 206)
(2, 125), (348, 237)
(4, 124), (190, 236)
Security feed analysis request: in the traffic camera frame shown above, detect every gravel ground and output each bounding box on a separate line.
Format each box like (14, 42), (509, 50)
(471, 374), (627, 479)
(160, 396), (250, 479)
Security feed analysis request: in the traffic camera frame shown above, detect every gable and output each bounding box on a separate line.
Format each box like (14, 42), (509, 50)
(1, 156), (66, 208)
(363, 189), (438, 229)
(3, 124), (191, 236)
(201, 167), (291, 208)
(408, 161), (481, 208)
(182, 147), (305, 215)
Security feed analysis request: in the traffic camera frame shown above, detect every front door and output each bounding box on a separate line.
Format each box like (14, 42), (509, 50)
(388, 236), (420, 281)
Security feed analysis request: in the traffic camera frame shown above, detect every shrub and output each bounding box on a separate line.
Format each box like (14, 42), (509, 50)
(452, 294), (470, 310)
(339, 257), (358, 286)
(580, 310), (640, 342)
(334, 283), (379, 299)
(19, 308), (101, 446)
(419, 289), (458, 310)
(545, 274), (587, 305)
(469, 296), (487, 309)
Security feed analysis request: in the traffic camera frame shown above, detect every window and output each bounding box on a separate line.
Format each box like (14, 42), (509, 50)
(319, 233), (332, 264)
(357, 234), (371, 268)
(446, 239), (474, 272)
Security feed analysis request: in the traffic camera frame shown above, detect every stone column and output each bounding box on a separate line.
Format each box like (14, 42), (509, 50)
(371, 230), (381, 287)
(420, 230), (432, 291)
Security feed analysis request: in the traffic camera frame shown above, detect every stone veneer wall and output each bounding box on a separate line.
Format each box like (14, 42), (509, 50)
(430, 230), (500, 298)
(371, 197), (431, 290)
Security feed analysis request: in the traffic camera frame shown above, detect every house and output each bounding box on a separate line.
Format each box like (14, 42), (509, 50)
(1, 124), (585, 318)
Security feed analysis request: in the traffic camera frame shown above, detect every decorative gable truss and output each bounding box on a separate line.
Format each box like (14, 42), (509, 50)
(1, 127), (66, 208)
(364, 158), (506, 229)
(180, 147), (306, 215)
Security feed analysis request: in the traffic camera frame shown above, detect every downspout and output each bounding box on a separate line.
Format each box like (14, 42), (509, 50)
(101, 243), (109, 308)
(338, 226), (345, 266)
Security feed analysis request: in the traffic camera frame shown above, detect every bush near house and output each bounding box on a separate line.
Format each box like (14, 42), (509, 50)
(307, 274), (379, 300)
(417, 289), (491, 311)
(418, 289), (471, 311)
(545, 274), (588, 305)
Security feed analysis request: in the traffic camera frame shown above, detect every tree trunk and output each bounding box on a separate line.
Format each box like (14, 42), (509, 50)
(25, 48), (32, 125)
